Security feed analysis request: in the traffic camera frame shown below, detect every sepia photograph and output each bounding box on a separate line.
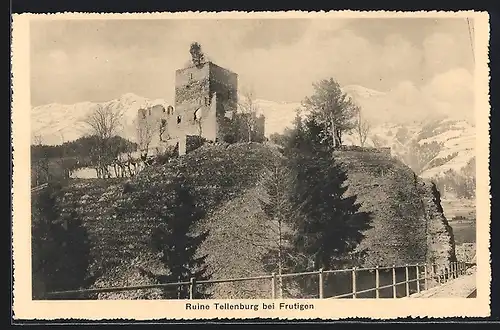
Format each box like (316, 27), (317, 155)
(12, 11), (490, 320)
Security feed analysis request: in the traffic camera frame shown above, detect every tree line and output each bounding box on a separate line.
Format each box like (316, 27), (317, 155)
(32, 101), (141, 183)
(31, 135), (138, 185)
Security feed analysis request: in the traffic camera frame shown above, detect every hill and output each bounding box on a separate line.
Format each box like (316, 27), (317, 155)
(55, 143), (281, 298)
(334, 148), (455, 267)
(39, 143), (456, 299)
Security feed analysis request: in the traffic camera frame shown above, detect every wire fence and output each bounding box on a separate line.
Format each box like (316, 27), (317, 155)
(44, 261), (474, 300)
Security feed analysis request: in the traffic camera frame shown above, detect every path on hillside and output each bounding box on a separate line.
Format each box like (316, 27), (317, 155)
(407, 272), (476, 298)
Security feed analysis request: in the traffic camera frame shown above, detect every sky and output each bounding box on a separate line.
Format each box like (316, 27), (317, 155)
(30, 17), (475, 109)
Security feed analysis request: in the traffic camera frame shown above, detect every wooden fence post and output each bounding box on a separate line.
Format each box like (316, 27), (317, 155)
(352, 267), (357, 299)
(189, 277), (196, 299)
(271, 273), (276, 299)
(375, 266), (380, 299)
(405, 264), (410, 297)
(424, 264), (428, 291)
(318, 269), (324, 299)
(392, 265), (397, 298)
(416, 264), (420, 293)
(432, 264), (437, 283)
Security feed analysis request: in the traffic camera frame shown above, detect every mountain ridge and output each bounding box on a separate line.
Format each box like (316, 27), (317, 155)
(31, 85), (475, 183)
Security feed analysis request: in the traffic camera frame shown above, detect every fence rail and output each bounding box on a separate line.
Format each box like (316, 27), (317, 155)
(45, 261), (474, 299)
(31, 183), (49, 193)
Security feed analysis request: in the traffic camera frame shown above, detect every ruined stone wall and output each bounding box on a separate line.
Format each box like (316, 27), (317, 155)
(210, 63), (238, 141)
(137, 105), (168, 153)
(137, 62), (239, 153)
(174, 63), (213, 140)
(171, 62), (238, 142)
(209, 64), (238, 110)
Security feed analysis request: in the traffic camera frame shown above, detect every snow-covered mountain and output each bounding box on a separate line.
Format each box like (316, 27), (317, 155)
(352, 119), (475, 179)
(31, 93), (169, 146)
(31, 85), (475, 182)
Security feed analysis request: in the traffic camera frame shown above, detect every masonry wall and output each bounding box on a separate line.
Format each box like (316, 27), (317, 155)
(137, 61), (241, 154)
(209, 64), (238, 110)
(137, 105), (168, 154)
(210, 64), (238, 141)
(172, 62), (238, 142)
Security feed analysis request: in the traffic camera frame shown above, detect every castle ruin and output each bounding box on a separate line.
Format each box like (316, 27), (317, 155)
(137, 58), (264, 157)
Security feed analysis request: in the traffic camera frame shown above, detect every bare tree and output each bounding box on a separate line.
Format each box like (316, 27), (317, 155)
(55, 131), (72, 179)
(258, 159), (296, 298)
(82, 104), (125, 178)
(134, 117), (159, 159)
(238, 90), (260, 143)
(83, 104), (125, 141)
(33, 133), (43, 146)
(31, 132), (47, 186)
(354, 105), (371, 147)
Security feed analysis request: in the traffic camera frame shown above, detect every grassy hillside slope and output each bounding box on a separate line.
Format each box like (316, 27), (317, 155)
(335, 149), (427, 266)
(335, 149), (455, 268)
(48, 143), (455, 299)
(55, 143), (280, 298)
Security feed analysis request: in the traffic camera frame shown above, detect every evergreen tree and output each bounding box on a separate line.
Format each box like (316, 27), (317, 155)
(32, 184), (60, 299)
(32, 183), (91, 299)
(150, 174), (211, 299)
(290, 151), (370, 269)
(189, 42), (205, 68)
(285, 116), (372, 296)
(302, 78), (358, 147)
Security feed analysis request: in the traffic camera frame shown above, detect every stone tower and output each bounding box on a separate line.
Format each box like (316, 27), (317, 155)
(136, 61), (239, 157)
(173, 61), (238, 142)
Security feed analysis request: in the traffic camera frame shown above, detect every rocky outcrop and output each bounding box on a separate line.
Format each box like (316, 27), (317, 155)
(334, 149), (456, 269)
(417, 179), (457, 269)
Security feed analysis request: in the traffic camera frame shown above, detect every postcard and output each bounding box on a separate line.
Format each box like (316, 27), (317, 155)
(11, 10), (491, 320)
